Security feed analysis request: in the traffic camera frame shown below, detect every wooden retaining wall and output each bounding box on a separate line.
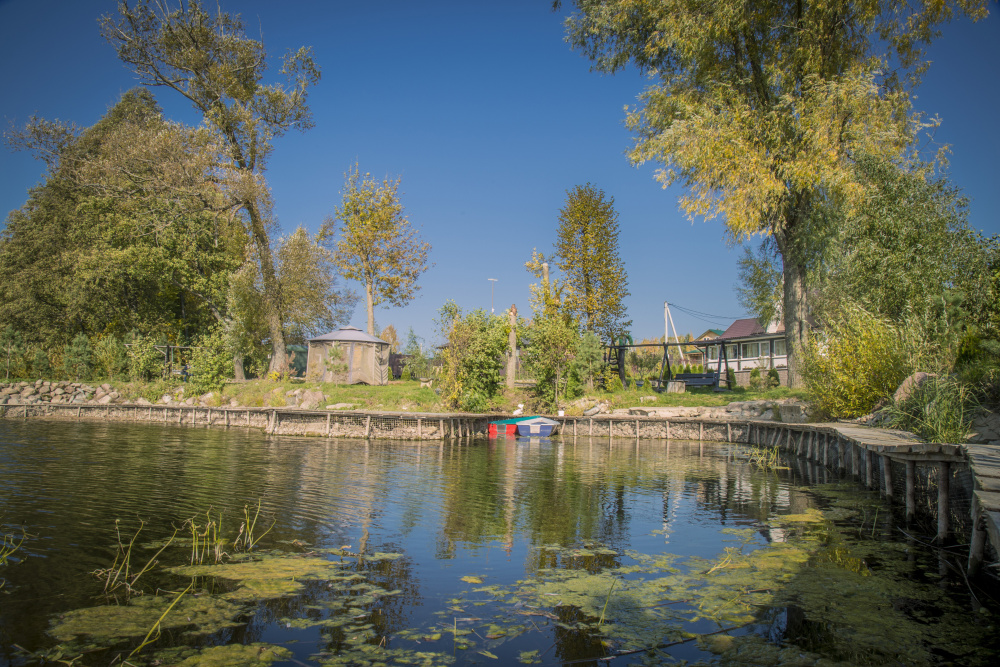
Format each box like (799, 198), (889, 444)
(4, 403), (997, 574)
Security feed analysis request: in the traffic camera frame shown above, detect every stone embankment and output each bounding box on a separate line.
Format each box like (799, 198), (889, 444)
(0, 380), (118, 406)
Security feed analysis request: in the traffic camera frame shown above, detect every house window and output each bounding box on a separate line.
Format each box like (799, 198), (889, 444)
(708, 346), (719, 361)
(773, 339), (786, 356)
(727, 344), (738, 359)
(741, 342), (760, 358)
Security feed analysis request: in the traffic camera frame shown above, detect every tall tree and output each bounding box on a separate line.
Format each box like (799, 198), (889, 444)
(275, 227), (357, 344)
(321, 164), (431, 335)
(553, 183), (630, 341)
(563, 0), (989, 384)
(2, 89), (238, 345)
(101, 0), (321, 373)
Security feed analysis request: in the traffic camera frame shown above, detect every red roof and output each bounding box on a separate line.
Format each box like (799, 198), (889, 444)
(720, 318), (766, 340)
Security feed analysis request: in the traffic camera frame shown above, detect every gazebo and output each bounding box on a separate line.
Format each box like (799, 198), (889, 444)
(306, 326), (390, 385)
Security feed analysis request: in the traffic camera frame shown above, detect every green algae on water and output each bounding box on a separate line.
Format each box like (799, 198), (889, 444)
(152, 643), (292, 666)
(49, 594), (244, 643)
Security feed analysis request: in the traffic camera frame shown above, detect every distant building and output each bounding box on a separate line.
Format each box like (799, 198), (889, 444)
(306, 326), (390, 385)
(703, 318), (787, 371)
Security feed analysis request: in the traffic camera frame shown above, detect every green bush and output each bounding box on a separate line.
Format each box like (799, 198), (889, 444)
(880, 375), (978, 443)
(438, 308), (508, 412)
(127, 332), (164, 381)
(0, 325), (25, 380)
(31, 348), (53, 378)
(92, 335), (128, 380)
(748, 367), (763, 391)
(189, 327), (234, 394)
(766, 368), (780, 388)
(63, 333), (93, 381)
(803, 304), (917, 418)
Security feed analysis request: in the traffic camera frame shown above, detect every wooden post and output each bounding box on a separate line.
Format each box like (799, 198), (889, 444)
(968, 494), (987, 576)
(327, 413), (332, 437)
(937, 462), (950, 543)
(635, 420), (640, 439)
(665, 420), (670, 440)
(246, 410), (251, 427)
(699, 422), (703, 441)
(851, 444), (860, 478)
(225, 410), (230, 428)
(273, 411), (280, 434)
(574, 419), (577, 438)
(417, 418), (422, 439)
(882, 455), (894, 502)
(364, 415), (372, 439)
(865, 449), (874, 489)
(207, 408), (212, 426)
(726, 422), (731, 443)
(905, 460), (916, 524)
(609, 419), (614, 443)
(439, 419), (444, 438)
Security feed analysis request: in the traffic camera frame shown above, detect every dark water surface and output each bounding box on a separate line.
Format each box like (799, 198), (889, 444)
(0, 420), (997, 666)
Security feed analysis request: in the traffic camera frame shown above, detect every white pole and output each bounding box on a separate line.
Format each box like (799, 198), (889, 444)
(665, 302), (681, 362)
(488, 278), (497, 314)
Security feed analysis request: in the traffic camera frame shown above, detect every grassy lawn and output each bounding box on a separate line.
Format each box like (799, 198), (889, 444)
(112, 377), (809, 414)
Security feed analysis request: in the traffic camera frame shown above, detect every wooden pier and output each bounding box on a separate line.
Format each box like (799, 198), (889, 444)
(4, 403), (998, 573)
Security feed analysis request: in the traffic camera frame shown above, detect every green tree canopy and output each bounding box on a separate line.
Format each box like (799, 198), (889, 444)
(2, 89), (240, 345)
(276, 227), (357, 344)
(563, 0), (989, 384)
(553, 183), (630, 341)
(321, 163), (431, 335)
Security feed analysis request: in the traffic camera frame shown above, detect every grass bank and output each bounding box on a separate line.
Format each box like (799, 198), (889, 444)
(106, 377), (808, 414)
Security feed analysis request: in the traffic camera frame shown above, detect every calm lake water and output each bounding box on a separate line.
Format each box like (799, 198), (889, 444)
(0, 420), (998, 666)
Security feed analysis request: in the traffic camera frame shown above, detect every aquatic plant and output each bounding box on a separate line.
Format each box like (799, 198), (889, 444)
(92, 519), (177, 597)
(185, 508), (228, 565)
(746, 443), (781, 470)
(127, 582), (192, 659)
(233, 499), (275, 553)
(0, 524), (26, 590)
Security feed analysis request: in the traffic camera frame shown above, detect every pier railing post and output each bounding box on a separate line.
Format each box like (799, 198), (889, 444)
(937, 462), (950, 543)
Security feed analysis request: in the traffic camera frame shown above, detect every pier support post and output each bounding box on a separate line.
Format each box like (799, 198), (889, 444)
(727, 422), (731, 443)
(882, 455), (894, 502)
(865, 449), (874, 489)
(364, 415), (372, 439)
(906, 460), (916, 523)
(968, 494), (987, 576)
(665, 421), (670, 440)
(937, 462), (950, 543)
(417, 418), (422, 440)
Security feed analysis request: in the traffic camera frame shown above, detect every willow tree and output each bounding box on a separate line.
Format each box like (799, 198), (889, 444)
(102, 0), (321, 373)
(321, 164), (431, 336)
(563, 0), (988, 384)
(554, 183), (630, 341)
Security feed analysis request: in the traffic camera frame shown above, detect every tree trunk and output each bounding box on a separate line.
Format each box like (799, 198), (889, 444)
(775, 205), (810, 388)
(233, 354), (245, 381)
(365, 280), (375, 335)
(246, 202), (288, 374)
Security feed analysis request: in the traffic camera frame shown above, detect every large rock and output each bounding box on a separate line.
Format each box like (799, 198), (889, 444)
(893, 372), (936, 404)
(300, 389), (325, 410)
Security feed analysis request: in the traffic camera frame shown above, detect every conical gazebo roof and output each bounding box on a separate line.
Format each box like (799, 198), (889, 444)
(308, 326), (387, 345)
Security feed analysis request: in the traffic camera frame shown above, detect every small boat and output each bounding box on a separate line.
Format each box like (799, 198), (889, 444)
(488, 417), (537, 437)
(515, 416), (560, 437)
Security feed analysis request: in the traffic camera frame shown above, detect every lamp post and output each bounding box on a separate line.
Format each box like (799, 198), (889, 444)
(488, 278), (497, 313)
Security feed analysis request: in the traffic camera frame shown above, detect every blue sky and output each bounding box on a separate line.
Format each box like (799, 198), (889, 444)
(2, 0), (998, 347)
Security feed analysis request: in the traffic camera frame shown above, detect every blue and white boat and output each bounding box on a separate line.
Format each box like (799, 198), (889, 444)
(515, 416), (560, 437)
